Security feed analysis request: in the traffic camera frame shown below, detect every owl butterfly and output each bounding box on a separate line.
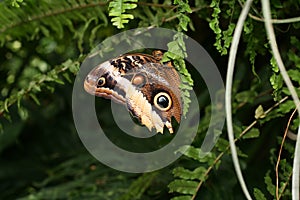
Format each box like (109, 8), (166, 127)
(84, 50), (182, 134)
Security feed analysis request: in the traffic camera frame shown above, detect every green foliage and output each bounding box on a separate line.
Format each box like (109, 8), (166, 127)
(168, 166), (207, 199)
(168, 179), (198, 195)
(172, 166), (207, 181)
(108, 0), (138, 29)
(10, 0), (23, 7)
(18, 155), (141, 200)
(0, 0), (300, 199)
(209, 0), (237, 55)
(0, 0), (108, 48)
(264, 172), (276, 196)
(162, 32), (193, 116)
(253, 188), (267, 200)
(0, 59), (80, 125)
(173, 0), (192, 31)
(261, 147), (294, 199)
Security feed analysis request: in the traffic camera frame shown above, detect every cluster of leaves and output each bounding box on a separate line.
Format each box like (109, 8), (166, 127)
(1, 0), (300, 199)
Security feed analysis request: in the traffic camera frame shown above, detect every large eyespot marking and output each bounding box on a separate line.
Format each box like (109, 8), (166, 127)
(153, 92), (172, 111)
(97, 77), (106, 87)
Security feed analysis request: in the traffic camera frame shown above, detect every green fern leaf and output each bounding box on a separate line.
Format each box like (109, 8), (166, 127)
(289, 36), (300, 69)
(241, 127), (260, 139)
(0, 0), (108, 47)
(278, 100), (296, 114)
(108, 0), (138, 29)
(168, 180), (198, 195)
(253, 188), (267, 200)
(264, 172), (276, 196)
(173, 0), (192, 31)
(288, 69), (300, 84)
(171, 196), (193, 200)
(173, 167), (207, 181)
(209, 0), (236, 55)
(270, 73), (283, 101)
(177, 145), (215, 163)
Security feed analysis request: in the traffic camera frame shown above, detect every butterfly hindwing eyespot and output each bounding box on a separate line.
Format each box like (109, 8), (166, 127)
(153, 92), (172, 111)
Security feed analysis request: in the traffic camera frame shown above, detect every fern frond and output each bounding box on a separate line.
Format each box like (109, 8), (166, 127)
(0, 0), (108, 47)
(173, 0), (192, 31)
(209, 0), (237, 55)
(168, 146), (216, 198)
(0, 59), (80, 119)
(108, 0), (138, 29)
(253, 188), (267, 200)
(171, 196), (193, 200)
(162, 32), (193, 117)
(168, 179), (198, 195)
(172, 167), (207, 181)
(18, 154), (137, 200)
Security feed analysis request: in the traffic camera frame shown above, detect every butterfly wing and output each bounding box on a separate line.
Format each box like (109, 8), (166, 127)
(84, 52), (182, 133)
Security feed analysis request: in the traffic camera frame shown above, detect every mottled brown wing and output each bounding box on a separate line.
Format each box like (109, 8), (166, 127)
(84, 52), (182, 133)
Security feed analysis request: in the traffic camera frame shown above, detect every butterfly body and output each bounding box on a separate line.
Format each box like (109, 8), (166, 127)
(84, 51), (182, 133)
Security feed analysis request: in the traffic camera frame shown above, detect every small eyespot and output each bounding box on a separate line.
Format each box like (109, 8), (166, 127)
(132, 74), (146, 87)
(153, 92), (172, 111)
(152, 50), (163, 61)
(97, 77), (106, 87)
